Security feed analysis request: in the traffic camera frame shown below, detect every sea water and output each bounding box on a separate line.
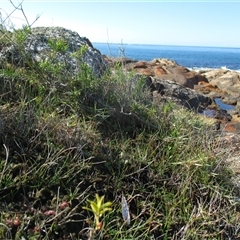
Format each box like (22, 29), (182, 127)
(93, 43), (240, 71)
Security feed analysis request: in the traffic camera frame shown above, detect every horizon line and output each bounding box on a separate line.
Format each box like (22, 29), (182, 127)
(92, 42), (240, 49)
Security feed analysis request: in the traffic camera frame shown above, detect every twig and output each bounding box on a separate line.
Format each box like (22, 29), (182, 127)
(9, 0), (30, 27)
(1, 1), (22, 25)
(7, 0), (42, 28)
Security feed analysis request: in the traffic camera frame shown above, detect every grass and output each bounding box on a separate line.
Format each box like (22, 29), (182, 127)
(0, 25), (240, 240)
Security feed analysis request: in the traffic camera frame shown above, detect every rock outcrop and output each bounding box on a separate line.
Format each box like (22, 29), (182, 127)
(105, 57), (240, 129)
(0, 27), (108, 77)
(127, 73), (212, 113)
(123, 58), (208, 89)
(105, 57), (213, 112)
(148, 76), (212, 112)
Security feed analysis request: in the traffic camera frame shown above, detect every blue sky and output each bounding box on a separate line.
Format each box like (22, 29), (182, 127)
(1, 1), (240, 47)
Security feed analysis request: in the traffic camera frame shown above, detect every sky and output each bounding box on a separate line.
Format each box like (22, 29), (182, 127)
(0, 0), (240, 48)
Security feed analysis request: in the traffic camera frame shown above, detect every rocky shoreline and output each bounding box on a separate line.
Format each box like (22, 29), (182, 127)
(104, 56), (240, 133)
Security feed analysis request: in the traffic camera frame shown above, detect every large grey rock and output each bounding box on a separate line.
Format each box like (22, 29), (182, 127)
(140, 75), (212, 112)
(0, 27), (108, 77)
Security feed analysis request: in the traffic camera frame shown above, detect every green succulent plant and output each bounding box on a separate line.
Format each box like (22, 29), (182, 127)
(82, 194), (112, 230)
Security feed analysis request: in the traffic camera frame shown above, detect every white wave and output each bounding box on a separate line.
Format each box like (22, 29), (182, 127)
(187, 66), (239, 73)
(221, 66), (228, 70)
(187, 67), (219, 72)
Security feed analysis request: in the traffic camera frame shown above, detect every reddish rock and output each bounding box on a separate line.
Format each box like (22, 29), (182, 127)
(167, 66), (189, 74)
(196, 74), (209, 83)
(135, 68), (153, 76)
(124, 59), (208, 89)
(155, 73), (193, 88)
(194, 81), (225, 96)
(153, 66), (167, 76)
(133, 61), (148, 69)
(166, 65), (209, 86)
(223, 122), (237, 132)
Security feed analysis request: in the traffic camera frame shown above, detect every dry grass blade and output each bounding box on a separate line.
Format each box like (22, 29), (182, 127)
(0, 144), (9, 184)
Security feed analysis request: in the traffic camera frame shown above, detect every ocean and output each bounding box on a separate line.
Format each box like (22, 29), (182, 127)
(93, 43), (240, 71)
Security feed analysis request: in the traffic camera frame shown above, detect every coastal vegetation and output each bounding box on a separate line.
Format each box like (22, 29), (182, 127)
(0, 4), (240, 240)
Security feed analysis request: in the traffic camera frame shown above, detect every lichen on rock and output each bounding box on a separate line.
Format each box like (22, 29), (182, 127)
(0, 26), (108, 77)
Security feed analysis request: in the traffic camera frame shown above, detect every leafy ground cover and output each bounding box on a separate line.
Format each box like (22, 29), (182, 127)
(0, 12), (240, 240)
